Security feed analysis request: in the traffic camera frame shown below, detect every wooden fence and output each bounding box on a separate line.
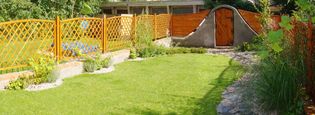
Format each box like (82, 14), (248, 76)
(238, 9), (282, 33)
(170, 9), (282, 37)
(0, 14), (171, 73)
(170, 10), (210, 37)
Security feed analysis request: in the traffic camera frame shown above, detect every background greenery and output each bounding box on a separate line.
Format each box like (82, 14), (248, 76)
(0, 0), (107, 22)
(203, 0), (259, 12)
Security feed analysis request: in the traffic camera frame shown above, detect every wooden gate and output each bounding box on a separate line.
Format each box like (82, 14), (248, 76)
(215, 8), (234, 46)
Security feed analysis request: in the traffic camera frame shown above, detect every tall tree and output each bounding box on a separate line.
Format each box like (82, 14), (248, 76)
(0, 0), (107, 22)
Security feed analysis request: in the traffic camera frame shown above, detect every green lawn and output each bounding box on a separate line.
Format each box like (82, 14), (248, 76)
(0, 54), (245, 115)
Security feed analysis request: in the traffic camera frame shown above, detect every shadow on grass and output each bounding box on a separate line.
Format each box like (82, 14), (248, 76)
(193, 58), (245, 115)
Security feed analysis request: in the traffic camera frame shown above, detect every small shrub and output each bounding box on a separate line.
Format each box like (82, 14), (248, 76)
(137, 47), (157, 58)
(101, 57), (111, 68)
(83, 52), (112, 72)
(166, 47), (207, 54)
(253, 58), (304, 114)
(28, 53), (56, 84)
(94, 53), (102, 70)
(129, 48), (137, 59)
(136, 46), (207, 58)
(136, 46), (168, 58)
(154, 46), (167, 56)
(236, 35), (264, 52)
(135, 16), (154, 48)
(236, 42), (251, 51)
(83, 56), (98, 72)
(165, 47), (181, 55)
(180, 48), (191, 53)
(190, 48), (207, 53)
(6, 77), (29, 90)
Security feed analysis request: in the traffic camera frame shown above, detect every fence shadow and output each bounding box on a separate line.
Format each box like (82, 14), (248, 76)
(192, 58), (244, 115)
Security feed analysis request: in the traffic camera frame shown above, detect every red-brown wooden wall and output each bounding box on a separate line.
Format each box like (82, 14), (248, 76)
(170, 9), (282, 37)
(238, 9), (282, 33)
(170, 10), (210, 37)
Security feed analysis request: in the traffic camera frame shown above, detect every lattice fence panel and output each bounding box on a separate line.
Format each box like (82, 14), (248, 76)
(136, 15), (155, 41)
(107, 16), (133, 51)
(155, 14), (171, 39)
(60, 18), (103, 60)
(0, 20), (55, 72)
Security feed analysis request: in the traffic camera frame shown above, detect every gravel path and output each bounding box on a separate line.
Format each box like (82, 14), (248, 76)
(208, 49), (258, 115)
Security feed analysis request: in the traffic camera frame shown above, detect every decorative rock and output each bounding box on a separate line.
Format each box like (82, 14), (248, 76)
(92, 66), (115, 74)
(227, 87), (236, 93)
(217, 103), (232, 114)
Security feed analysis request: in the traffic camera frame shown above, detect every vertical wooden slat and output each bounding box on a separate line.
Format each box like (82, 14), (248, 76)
(171, 10), (210, 37)
(102, 15), (107, 53)
(154, 14), (157, 40)
(132, 14), (137, 46)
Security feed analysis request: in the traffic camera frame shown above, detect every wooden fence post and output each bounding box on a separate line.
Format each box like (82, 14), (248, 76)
(102, 15), (107, 53)
(133, 14), (137, 46)
(169, 14), (172, 37)
(168, 14), (171, 37)
(55, 16), (61, 62)
(154, 14), (157, 40)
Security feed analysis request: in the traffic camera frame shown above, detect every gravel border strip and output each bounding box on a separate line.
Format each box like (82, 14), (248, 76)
(210, 49), (258, 115)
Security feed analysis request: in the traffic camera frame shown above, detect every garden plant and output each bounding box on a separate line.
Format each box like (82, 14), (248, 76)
(241, 0), (315, 114)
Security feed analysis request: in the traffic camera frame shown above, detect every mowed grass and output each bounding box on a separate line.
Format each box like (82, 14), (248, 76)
(0, 54), (245, 115)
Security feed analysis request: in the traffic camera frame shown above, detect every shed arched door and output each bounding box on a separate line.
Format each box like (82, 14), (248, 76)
(215, 8), (234, 46)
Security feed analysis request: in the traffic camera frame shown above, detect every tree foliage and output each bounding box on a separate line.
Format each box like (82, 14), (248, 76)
(203, 0), (260, 12)
(273, 0), (296, 14)
(0, 0), (106, 22)
(293, 0), (315, 22)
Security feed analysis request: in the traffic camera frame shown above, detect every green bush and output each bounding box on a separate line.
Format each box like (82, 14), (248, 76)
(6, 77), (29, 90)
(137, 46), (166, 58)
(236, 35), (264, 52)
(83, 56), (98, 72)
(250, 15), (307, 114)
(28, 54), (56, 84)
(94, 53), (103, 70)
(166, 47), (207, 54)
(101, 57), (111, 68)
(129, 48), (137, 59)
(135, 46), (207, 58)
(190, 48), (207, 53)
(253, 58), (304, 114)
(135, 16), (154, 48)
(83, 53), (111, 72)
